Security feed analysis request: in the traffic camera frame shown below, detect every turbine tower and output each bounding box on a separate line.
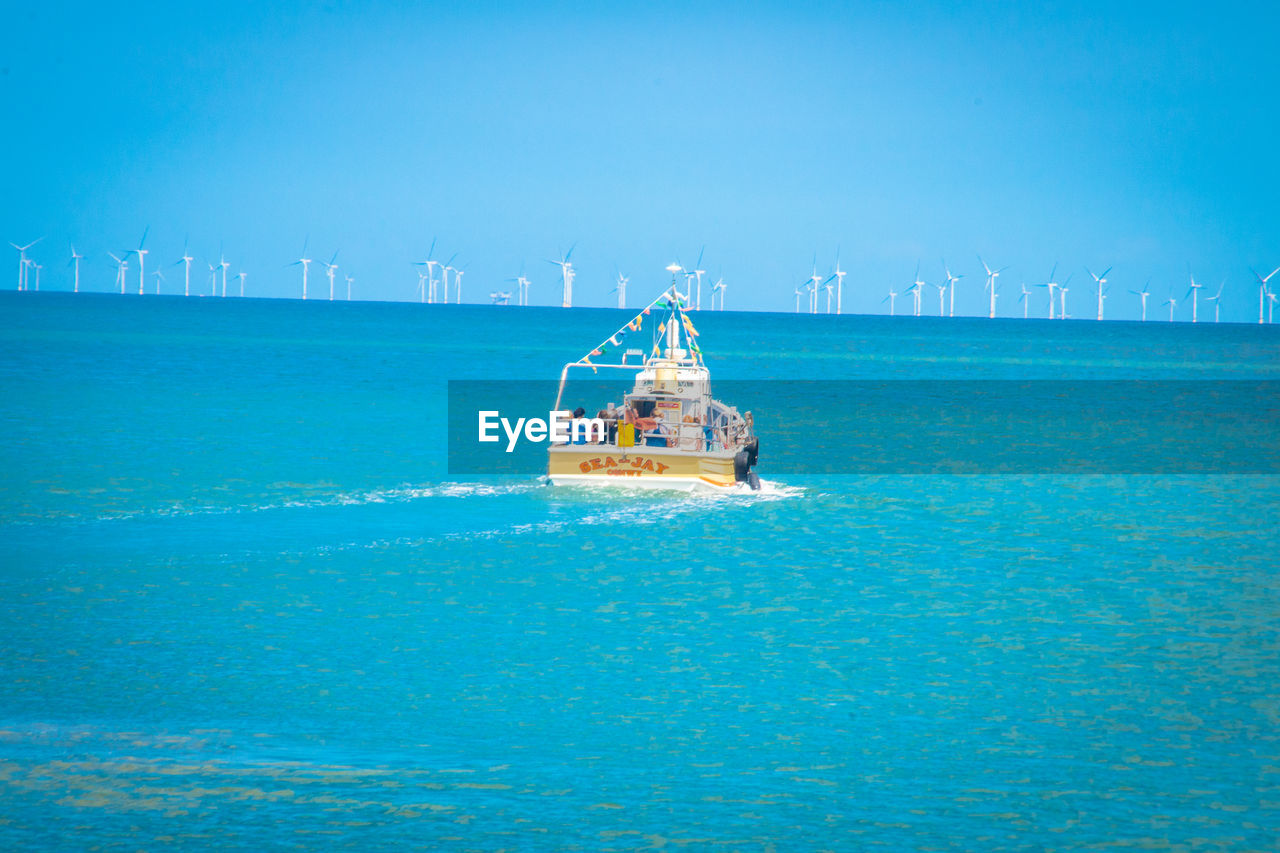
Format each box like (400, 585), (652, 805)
(219, 254), (230, 297)
(123, 227), (149, 295)
(1086, 266), (1112, 321)
(291, 239), (312, 300)
(412, 240), (439, 303)
(10, 238), (43, 291)
(1252, 267), (1279, 324)
(942, 261), (962, 317)
(692, 247), (706, 310)
(173, 241), (194, 297)
(615, 271), (628, 309)
(345, 274), (353, 301)
(712, 277), (726, 310)
(909, 263), (925, 317)
(1039, 263), (1060, 319)
(1186, 271), (1204, 323)
(978, 256), (1006, 319)
(152, 269), (164, 294)
(1129, 280), (1151, 322)
(933, 282), (947, 316)
(454, 270), (464, 303)
(68, 244), (83, 293)
(546, 246), (575, 308)
(238, 271), (247, 297)
(1164, 290), (1178, 321)
(832, 256), (847, 314)
(883, 288), (899, 316)
(1203, 281), (1225, 323)
(1018, 283), (1031, 318)
(109, 252), (128, 294)
(320, 251), (339, 301)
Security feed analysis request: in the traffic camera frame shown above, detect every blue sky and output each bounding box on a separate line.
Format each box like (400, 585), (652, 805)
(3, 0), (1278, 320)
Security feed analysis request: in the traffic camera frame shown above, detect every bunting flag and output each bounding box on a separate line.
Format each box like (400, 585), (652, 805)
(657, 321), (666, 334)
(642, 306), (651, 315)
(590, 348), (602, 356)
(681, 315), (700, 337)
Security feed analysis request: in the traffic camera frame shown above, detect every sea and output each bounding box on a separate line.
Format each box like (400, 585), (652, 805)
(1, 290), (1278, 851)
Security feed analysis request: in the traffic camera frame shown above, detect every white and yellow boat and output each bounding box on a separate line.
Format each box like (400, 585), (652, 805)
(547, 286), (761, 492)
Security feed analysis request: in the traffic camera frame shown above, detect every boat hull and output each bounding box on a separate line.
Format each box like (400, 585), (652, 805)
(547, 445), (740, 492)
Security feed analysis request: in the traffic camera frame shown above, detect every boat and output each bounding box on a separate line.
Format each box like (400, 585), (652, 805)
(547, 285), (761, 492)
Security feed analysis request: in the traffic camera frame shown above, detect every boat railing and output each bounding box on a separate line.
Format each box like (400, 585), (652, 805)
(557, 418), (747, 453)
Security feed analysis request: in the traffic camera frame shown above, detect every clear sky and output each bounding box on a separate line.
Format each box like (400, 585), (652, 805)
(3, 0), (1278, 320)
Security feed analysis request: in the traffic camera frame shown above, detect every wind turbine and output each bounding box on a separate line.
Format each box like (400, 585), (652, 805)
(884, 287), (898, 316)
(291, 239), (312, 300)
(712, 277), (726, 310)
(10, 238), (42, 291)
(1037, 263), (1060, 319)
(908, 263), (925, 317)
(152, 269), (164, 294)
(548, 247), (575, 308)
(207, 261), (217, 296)
(173, 240), (194, 297)
(1164, 290), (1178, 321)
(824, 280), (835, 313)
(125, 227), (149, 295)
(238, 271), (247, 297)
(1129, 279), (1151, 322)
(978, 255), (1007, 318)
(1186, 270), (1204, 323)
(68, 244), (83, 293)
(345, 273), (353, 301)
(614, 270), (628, 309)
(692, 247), (706, 310)
(1271, 291), (1279, 324)
(1203, 281), (1225, 323)
(933, 282), (947, 316)
(942, 261), (962, 317)
(793, 280), (805, 313)
(1251, 267), (1279, 324)
(109, 252), (128, 294)
(219, 253), (230, 297)
(31, 262), (41, 291)
(1018, 283), (1031, 318)
(412, 239), (439, 303)
(320, 251), (339, 300)
(1086, 266), (1112, 321)
(454, 269), (464, 303)
(809, 260), (822, 314)
(832, 254), (847, 314)
(519, 275), (530, 306)
(1059, 279), (1070, 319)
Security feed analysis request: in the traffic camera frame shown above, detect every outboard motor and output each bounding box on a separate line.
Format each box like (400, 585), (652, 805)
(733, 450), (751, 483)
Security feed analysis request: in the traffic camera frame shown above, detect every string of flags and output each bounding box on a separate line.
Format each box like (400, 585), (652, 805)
(576, 287), (704, 372)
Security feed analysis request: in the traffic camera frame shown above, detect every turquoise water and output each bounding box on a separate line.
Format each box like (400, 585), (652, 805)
(2, 291), (1278, 851)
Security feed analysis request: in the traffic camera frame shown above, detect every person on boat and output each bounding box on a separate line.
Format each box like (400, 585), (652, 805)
(570, 407), (589, 445)
(623, 405), (670, 447)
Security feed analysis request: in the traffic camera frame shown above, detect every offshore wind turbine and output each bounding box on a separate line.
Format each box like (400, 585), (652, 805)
(909, 264), (925, 317)
(809, 262), (822, 314)
(1271, 291), (1279, 324)
(10, 238), (42, 291)
(1018, 283), (1031, 319)
(884, 287), (898, 316)
(1203, 281), (1225, 323)
(1164, 290), (1178, 321)
(933, 282), (947, 316)
(1038, 263), (1061, 319)
(412, 239), (439, 303)
(173, 241), (194, 296)
(68, 244), (83, 293)
(1186, 271), (1204, 323)
(109, 252), (128, 294)
(793, 280), (805, 313)
(31, 262), (41, 291)
(219, 254), (230, 297)
(345, 273), (353, 301)
(549, 247), (575, 308)
(152, 269), (164, 294)
(1086, 266), (1112, 321)
(1129, 279), (1151, 321)
(124, 227), (149, 295)
(291, 239), (312, 300)
(454, 269), (465, 303)
(614, 271), (628, 308)
(207, 262), (217, 296)
(712, 277), (726, 310)
(238, 271), (247, 297)
(320, 251), (339, 301)
(832, 255), (846, 314)
(1251, 266), (1279, 324)
(978, 256), (1007, 318)
(1058, 279), (1070, 319)
(942, 261), (962, 317)
(691, 247), (706, 310)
